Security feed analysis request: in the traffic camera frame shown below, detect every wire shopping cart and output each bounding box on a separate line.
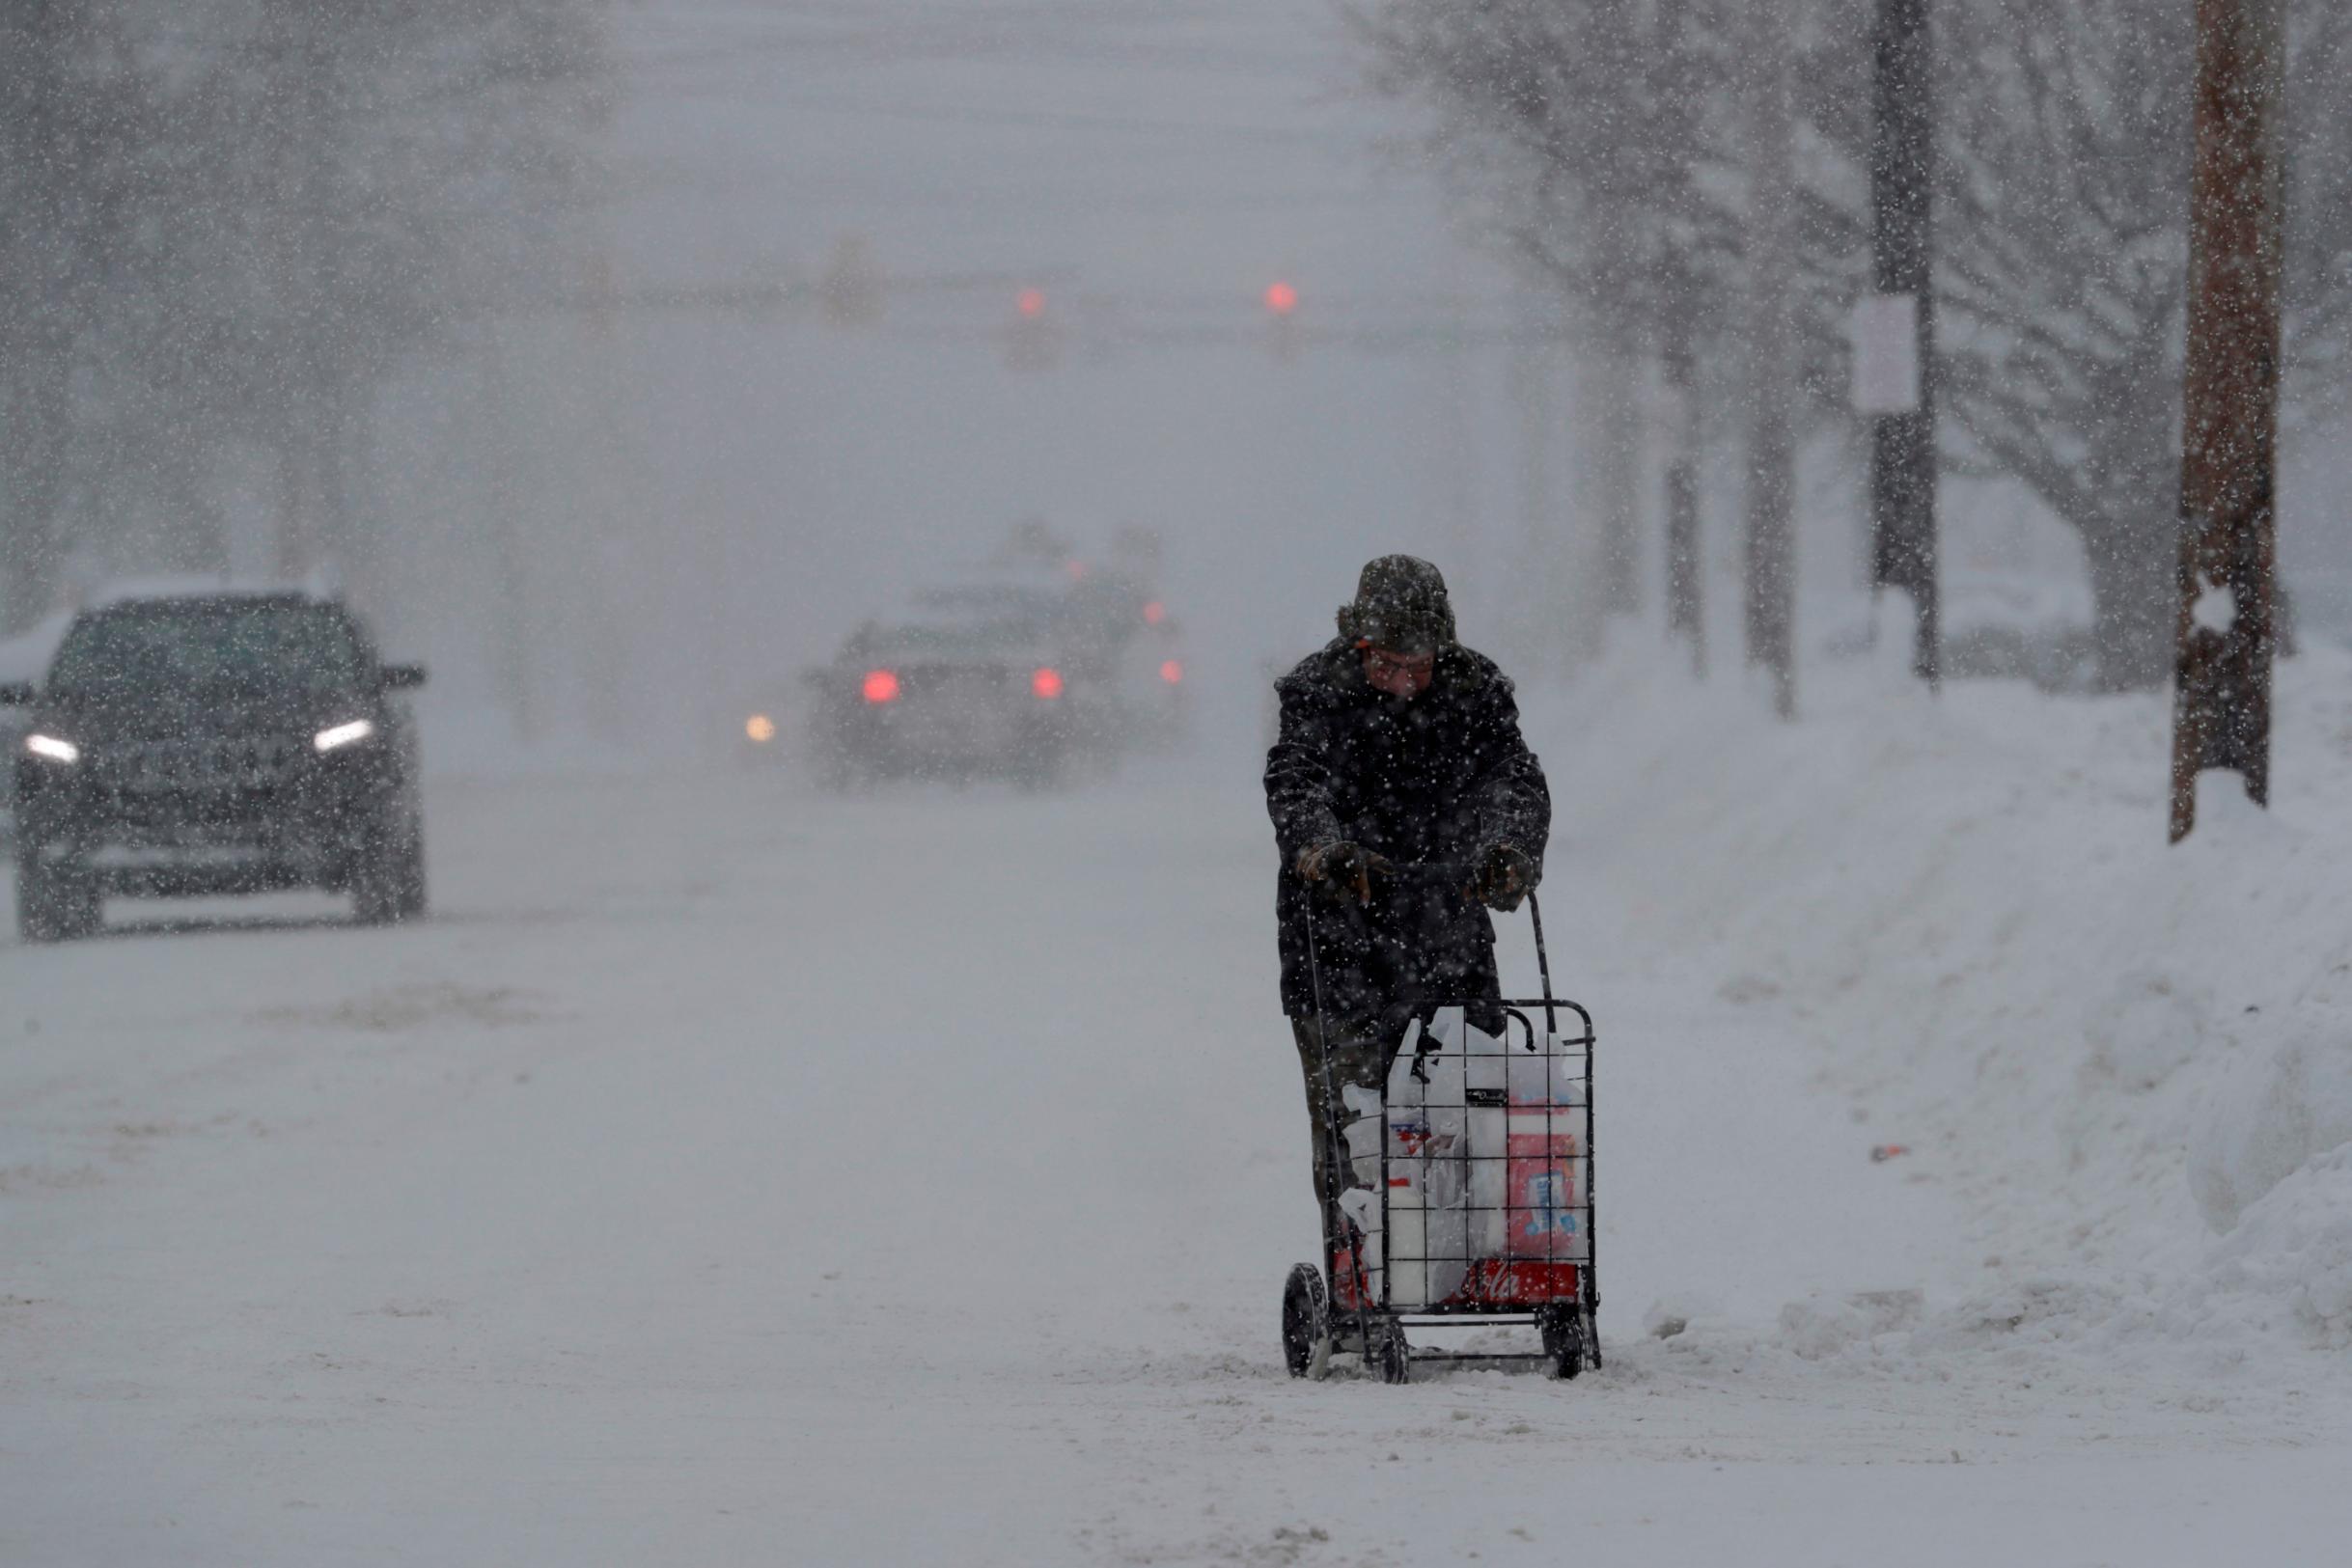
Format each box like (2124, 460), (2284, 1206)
(1282, 874), (1598, 1384)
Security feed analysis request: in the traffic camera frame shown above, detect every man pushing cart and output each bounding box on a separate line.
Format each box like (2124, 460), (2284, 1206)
(1264, 556), (1597, 1382)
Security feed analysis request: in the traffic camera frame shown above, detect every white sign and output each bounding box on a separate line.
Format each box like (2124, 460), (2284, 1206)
(2191, 572), (2237, 635)
(1849, 292), (1922, 415)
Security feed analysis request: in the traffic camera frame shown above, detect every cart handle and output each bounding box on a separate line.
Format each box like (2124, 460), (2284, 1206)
(1501, 999), (1596, 1050)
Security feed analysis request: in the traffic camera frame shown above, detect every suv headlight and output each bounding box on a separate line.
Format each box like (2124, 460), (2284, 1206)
(25, 732), (80, 764)
(314, 719), (376, 754)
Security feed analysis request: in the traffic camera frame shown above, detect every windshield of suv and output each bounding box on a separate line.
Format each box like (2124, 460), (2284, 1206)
(47, 602), (370, 700)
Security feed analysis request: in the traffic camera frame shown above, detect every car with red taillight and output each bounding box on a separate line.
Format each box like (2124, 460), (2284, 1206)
(804, 613), (1076, 790)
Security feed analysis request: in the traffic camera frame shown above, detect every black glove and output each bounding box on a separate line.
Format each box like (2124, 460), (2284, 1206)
(1296, 840), (1394, 905)
(1472, 842), (1536, 912)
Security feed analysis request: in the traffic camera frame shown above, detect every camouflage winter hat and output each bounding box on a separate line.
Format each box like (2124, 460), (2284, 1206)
(1336, 554), (1456, 653)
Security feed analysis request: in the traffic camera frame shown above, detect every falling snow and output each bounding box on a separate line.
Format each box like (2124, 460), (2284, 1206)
(7, 2), (2352, 1563)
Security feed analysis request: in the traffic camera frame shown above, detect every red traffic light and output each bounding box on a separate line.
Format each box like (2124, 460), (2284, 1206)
(1264, 280), (1299, 316)
(862, 669), (900, 703)
(1032, 667), (1065, 700)
(1016, 287), (1047, 318)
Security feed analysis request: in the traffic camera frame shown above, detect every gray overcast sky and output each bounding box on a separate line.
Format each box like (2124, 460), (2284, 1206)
(592, 0), (1542, 728)
(613, 2), (1452, 288)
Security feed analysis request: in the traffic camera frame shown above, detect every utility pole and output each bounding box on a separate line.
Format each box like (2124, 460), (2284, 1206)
(1662, 274), (1704, 677)
(1745, 0), (1799, 718)
(1656, 0), (1704, 679)
(2170, 0), (2287, 842)
(1589, 321), (1644, 619)
(1868, 0), (1939, 685)
(580, 242), (632, 742)
(479, 321), (539, 745)
(1516, 299), (1598, 675)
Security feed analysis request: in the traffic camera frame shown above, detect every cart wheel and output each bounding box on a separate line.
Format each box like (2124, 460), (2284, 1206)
(1540, 1306), (1584, 1381)
(1281, 1263), (1332, 1380)
(1376, 1327), (1412, 1386)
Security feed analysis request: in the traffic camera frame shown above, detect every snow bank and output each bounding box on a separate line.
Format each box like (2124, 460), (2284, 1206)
(2210, 1144), (2352, 1345)
(1532, 637), (2352, 1367)
(2190, 1025), (2352, 1234)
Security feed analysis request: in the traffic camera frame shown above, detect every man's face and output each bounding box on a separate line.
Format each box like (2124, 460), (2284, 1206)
(1361, 643), (1435, 700)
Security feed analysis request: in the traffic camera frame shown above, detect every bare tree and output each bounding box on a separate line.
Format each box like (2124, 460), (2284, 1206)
(1366, 1), (2352, 696)
(1804, 0), (2352, 689)
(1362, 0), (1743, 638)
(0, 0), (608, 630)
(227, 0), (610, 584)
(0, 0), (152, 627)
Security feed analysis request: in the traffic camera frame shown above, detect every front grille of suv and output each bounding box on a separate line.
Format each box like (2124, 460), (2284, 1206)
(107, 736), (305, 793)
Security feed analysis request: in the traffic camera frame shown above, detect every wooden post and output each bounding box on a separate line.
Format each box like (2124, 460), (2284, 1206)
(2170, 0), (2286, 842)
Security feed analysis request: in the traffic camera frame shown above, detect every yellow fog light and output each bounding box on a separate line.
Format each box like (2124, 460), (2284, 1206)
(745, 713), (777, 744)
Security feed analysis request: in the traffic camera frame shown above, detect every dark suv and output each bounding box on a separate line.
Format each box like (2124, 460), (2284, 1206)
(0, 591), (427, 942)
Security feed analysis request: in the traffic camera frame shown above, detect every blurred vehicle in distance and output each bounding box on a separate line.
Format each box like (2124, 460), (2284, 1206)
(801, 527), (1193, 791)
(1121, 587), (1191, 756)
(2, 587), (428, 941)
(805, 596), (1078, 790)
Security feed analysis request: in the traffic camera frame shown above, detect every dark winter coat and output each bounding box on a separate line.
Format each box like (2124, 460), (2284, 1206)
(1263, 638), (1550, 1029)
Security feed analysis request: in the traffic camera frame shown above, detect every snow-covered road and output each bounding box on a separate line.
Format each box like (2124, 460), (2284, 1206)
(3, 743), (2345, 1564)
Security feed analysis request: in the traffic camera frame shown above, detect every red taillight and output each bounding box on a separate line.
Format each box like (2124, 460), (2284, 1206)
(1142, 600), (1166, 626)
(1032, 667), (1064, 700)
(1160, 660), (1183, 684)
(862, 669), (900, 703)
